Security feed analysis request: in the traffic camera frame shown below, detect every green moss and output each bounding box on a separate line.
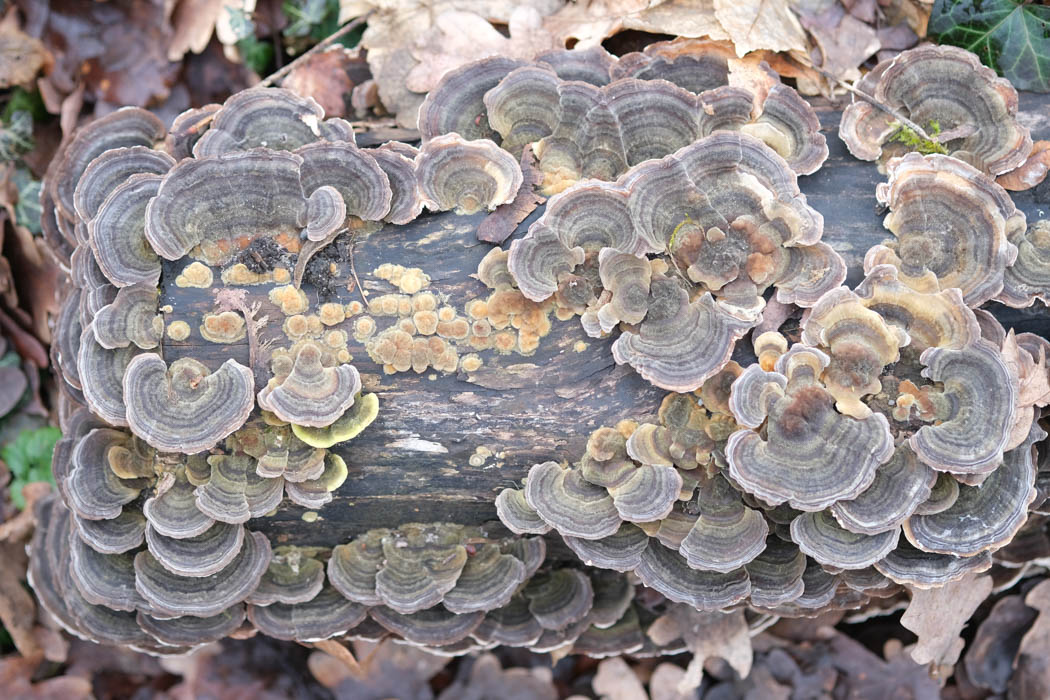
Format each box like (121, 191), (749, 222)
(887, 120), (949, 155)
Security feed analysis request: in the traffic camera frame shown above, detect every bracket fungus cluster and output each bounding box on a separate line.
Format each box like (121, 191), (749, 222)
(34, 40), (1050, 661)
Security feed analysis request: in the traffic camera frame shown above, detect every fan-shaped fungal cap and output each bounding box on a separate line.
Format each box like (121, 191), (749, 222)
(192, 88), (330, 156)
(247, 547), (326, 606)
(50, 107), (166, 223)
(495, 487), (551, 535)
(371, 606), (484, 646)
(248, 586), (366, 641)
(374, 524), (468, 614)
(523, 461), (621, 540)
(257, 342), (361, 428)
(145, 149), (306, 263)
(134, 530), (271, 618)
(303, 185), (347, 241)
(443, 544), (527, 614)
(78, 329), (144, 427)
(471, 594), (543, 647)
(999, 220), (1050, 308)
(143, 469), (214, 540)
(67, 428), (142, 521)
(874, 540), (992, 589)
(790, 510), (900, 570)
(612, 285), (752, 392)
(679, 475), (768, 573)
(741, 84), (828, 176)
(145, 521), (246, 577)
(195, 455), (253, 525)
(69, 528), (149, 612)
(285, 453), (348, 509)
(905, 423), (1043, 556)
(524, 569), (594, 630)
(75, 146), (174, 225)
(800, 286), (909, 418)
(909, 339), (1017, 474)
(636, 540), (751, 610)
(93, 284), (162, 350)
(371, 144), (424, 224)
(830, 445), (935, 535)
(290, 391), (379, 448)
(417, 56), (525, 141)
(327, 529), (388, 606)
(611, 38), (729, 93)
(745, 535), (807, 607)
(872, 153), (1022, 306)
(296, 140), (392, 223)
(138, 607), (246, 647)
(563, 522), (649, 572)
(839, 45), (1031, 175)
(124, 355), (255, 453)
(726, 352), (894, 511)
(88, 173), (165, 288)
(75, 509), (147, 555)
(417, 134), (523, 215)
(852, 264), (980, 351)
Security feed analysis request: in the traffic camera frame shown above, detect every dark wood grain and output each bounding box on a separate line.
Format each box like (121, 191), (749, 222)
(155, 94), (1050, 545)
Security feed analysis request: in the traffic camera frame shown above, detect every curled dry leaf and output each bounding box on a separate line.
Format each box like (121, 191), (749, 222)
(901, 573), (993, 668)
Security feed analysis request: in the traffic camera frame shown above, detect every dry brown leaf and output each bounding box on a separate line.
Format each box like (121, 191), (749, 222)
(168, 0), (228, 62)
(649, 663), (693, 700)
(799, 4), (880, 82)
(282, 47), (370, 117)
(713, 0), (808, 57)
(0, 656), (92, 700)
(593, 657), (648, 700)
(405, 7), (559, 93)
(0, 539), (38, 657)
(311, 639), (364, 680)
(344, 0), (561, 127)
(477, 145), (546, 244)
(998, 141), (1050, 191)
(649, 605), (752, 693)
(1012, 580), (1050, 696)
(622, 0), (727, 41)
(901, 574), (993, 668)
(0, 7), (50, 89)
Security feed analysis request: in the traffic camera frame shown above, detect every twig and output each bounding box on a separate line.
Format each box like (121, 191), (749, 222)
(791, 53), (936, 143)
(257, 14), (371, 88)
(347, 230), (368, 306)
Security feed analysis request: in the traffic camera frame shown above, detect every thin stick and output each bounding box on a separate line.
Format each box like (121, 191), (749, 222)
(791, 53), (935, 143)
(258, 14), (370, 88)
(348, 230), (368, 306)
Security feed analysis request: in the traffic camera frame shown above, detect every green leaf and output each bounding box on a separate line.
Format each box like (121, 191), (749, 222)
(1, 88), (47, 123)
(12, 166), (42, 235)
(0, 111), (34, 163)
(930, 0), (1050, 92)
(238, 36), (274, 74)
(2, 426), (61, 510)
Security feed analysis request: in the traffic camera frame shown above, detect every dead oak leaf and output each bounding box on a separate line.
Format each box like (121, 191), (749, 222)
(406, 7), (560, 94)
(901, 573), (993, 668)
(0, 8), (50, 89)
(713, 0), (808, 57)
(648, 604), (752, 693)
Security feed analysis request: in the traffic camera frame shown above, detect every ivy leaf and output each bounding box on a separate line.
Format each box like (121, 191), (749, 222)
(930, 0), (1050, 92)
(12, 166), (42, 235)
(1, 426), (61, 510)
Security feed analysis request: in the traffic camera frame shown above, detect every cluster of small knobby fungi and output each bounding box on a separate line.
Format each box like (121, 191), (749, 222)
(489, 42), (1050, 627)
(32, 36), (1050, 658)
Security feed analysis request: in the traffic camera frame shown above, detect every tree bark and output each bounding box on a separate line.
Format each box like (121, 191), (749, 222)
(157, 94), (1050, 544)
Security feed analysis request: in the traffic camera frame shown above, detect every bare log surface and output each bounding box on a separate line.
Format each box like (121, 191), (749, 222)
(156, 93), (1050, 545)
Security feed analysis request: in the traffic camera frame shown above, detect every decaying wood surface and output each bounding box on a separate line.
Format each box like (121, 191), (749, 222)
(156, 94), (1050, 545)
